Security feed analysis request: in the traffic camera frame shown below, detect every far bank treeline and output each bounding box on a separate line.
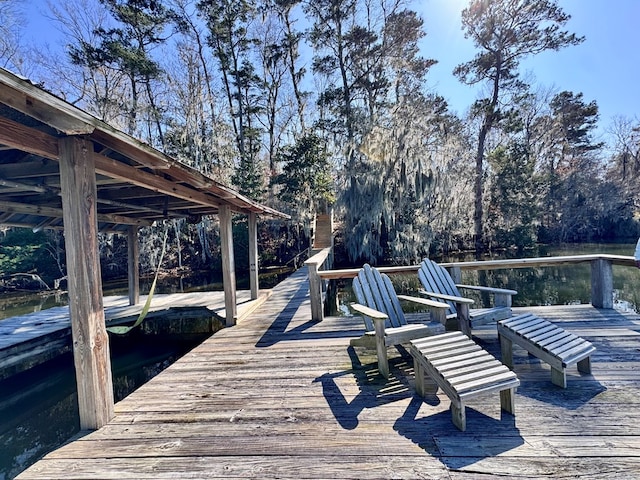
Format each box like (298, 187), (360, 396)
(1, 0), (639, 289)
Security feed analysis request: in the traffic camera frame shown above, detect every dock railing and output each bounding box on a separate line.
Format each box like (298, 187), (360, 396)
(308, 254), (638, 321)
(304, 247), (333, 321)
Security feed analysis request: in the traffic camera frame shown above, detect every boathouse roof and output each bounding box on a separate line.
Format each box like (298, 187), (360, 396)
(0, 68), (288, 234)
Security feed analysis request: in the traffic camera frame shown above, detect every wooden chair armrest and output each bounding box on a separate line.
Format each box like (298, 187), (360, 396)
(396, 294), (450, 310)
(418, 289), (474, 305)
(349, 303), (388, 319)
(456, 284), (517, 296)
(349, 303), (388, 340)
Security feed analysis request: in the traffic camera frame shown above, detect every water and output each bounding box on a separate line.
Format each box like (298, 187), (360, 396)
(0, 333), (208, 479)
(334, 243), (640, 315)
(0, 292), (68, 322)
(0, 268), (295, 479)
(0, 268), (294, 322)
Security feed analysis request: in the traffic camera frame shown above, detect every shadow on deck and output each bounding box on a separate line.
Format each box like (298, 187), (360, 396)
(16, 266), (640, 479)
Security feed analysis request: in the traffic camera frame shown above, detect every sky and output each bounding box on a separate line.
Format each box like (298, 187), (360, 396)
(22, 0), (640, 137)
(417, 0), (640, 133)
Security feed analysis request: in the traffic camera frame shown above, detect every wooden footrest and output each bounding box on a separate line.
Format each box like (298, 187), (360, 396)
(497, 313), (596, 388)
(409, 332), (520, 431)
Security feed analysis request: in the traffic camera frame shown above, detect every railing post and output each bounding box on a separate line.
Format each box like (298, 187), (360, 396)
(448, 266), (462, 284)
(248, 212), (259, 300)
(305, 247), (332, 322)
(219, 204), (237, 326)
(308, 261), (324, 321)
(591, 258), (613, 309)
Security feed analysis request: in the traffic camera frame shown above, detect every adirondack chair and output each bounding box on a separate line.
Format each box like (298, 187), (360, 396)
(418, 258), (517, 337)
(350, 264), (449, 379)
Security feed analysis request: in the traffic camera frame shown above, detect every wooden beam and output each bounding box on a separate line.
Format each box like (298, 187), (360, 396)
(128, 226), (140, 306)
(0, 111), (289, 219)
(219, 205), (237, 327)
(0, 71), (96, 134)
(0, 117), (224, 211)
(92, 153), (224, 210)
(0, 200), (153, 227)
(58, 136), (114, 430)
(0, 116), (59, 159)
(90, 128), (171, 170)
(248, 212), (259, 300)
(0, 175), (173, 218)
(0, 157), (59, 179)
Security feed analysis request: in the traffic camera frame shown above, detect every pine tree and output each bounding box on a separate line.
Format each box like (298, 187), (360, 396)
(454, 0), (583, 256)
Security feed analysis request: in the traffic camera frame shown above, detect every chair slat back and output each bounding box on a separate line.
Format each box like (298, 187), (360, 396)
(418, 259), (460, 315)
(352, 264), (407, 330)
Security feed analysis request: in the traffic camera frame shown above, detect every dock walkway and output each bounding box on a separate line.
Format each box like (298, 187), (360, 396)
(17, 267), (640, 478)
(0, 290), (268, 380)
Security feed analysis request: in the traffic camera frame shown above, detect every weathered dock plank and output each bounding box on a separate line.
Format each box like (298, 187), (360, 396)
(15, 267), (640, 479)
(0, 290), (269, 380)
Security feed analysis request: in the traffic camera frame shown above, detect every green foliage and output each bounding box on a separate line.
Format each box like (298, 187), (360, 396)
(69, 0), (178, 141)
(272, 133), (335, 212)
(549, 91), (604, 159)
(487, 142), (539, 250)
(199, 0), (266, 199)
(455, 0), (584, 255)
(0, 230), (63, 285)
(232, 147), (266, 201)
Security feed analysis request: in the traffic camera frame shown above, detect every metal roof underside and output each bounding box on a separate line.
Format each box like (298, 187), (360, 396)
(0, 68), (288, 234)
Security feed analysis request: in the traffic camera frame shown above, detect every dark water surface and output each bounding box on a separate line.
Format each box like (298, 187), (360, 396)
(0, 334), (208, 479)
(0, 268), (294, 479)
(334, 243), (640, 315)
(1, 246), (639, 478)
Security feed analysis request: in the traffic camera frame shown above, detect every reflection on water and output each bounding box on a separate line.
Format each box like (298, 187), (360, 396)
(0, 292), (68, 322)
(0, 333), (208, 479)
(1, 268), (294, 323)
(335, 243), (640, 315)
(0, 268), (294, 478)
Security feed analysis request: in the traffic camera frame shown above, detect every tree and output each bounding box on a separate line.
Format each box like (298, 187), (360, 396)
(198, 0), (266, 200)
(487, 142), (538, 251)
(70, 0), (179, 144)
(305, 0), (440, 264)
(607, 116), (640, 234)
(0, 0), (25, 72)
(272, 132), (334, 216)
(43, 0), (130, 124)
(541, 91), (604, 241)
(549, 91), (603, 169)
(271, 0), (308, 135)
(454, 0), (583, 256)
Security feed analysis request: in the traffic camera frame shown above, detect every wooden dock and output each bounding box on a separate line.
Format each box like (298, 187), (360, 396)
(16, 267), (640, 478)
(0, 290), (270, 380)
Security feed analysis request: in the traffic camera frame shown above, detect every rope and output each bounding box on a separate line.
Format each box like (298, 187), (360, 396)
(107, 226), (169, 335)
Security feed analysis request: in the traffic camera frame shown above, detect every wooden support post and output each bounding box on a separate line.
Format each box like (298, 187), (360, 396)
(591, 258), (613, 309)
(307, 261), (324, 322)
(305, 248), (331, 322)
(127, 225), (139, 306)
(59, 136), (114, 430)
(219, 205), (237, 326)
(248, 212), (259, 300)
(448, 266), (462, 284)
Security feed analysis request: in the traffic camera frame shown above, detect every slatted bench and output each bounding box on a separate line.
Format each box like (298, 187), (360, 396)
(497, 313), (596, 388)
(409, 331), (520, 431)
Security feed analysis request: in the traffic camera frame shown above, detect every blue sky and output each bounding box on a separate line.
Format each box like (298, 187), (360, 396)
(418, 0), (640, 131)
(23, 0), (639, 134)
